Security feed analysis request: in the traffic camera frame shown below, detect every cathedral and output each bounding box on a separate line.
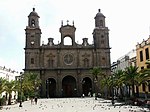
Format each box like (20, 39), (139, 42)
(24, 8), (111, 97)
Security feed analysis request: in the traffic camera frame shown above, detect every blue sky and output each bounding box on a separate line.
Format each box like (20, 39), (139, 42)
(0, 0), (150, 72)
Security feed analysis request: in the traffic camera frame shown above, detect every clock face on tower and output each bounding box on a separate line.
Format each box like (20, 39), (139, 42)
(64, 53), (74, 65)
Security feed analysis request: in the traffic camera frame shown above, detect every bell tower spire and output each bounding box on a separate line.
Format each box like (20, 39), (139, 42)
(93, 9), (111, 69)
(25, 8), (42, 48)
(28, 8), (40, 28)
(25, 8), (42, 70)
(93, 9), (109, 48)
(94, 9), (105, 27)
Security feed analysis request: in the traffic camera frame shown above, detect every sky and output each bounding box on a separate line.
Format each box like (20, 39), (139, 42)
(0, 0), (150, 72)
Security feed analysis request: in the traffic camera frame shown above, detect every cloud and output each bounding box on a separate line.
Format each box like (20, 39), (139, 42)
(0, 0), (150, 72)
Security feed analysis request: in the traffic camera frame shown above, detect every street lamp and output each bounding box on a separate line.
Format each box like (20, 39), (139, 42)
(94, 78), (98, 100)
(49, 81), (52, 98)
(34, 80), (39, 97)
(46, 79), (49, 98)
(19, 72), (23, 107)
(111, 75), (115, 105)
(81, 80), (85, 97)
(74, 88), (77, 97)
(46, 79), (52, 98)
(111, 65), (117, 105)
(61, 88), (63, 97)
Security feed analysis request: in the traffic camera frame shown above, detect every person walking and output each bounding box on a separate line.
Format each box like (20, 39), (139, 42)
(31, 97), (33, 105)
(34, 97), (38, 105)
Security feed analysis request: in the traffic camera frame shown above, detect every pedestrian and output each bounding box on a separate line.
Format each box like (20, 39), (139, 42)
(88, 92), (91, 97)
(34, 97), (38, 105)
(31, 97), (33, 105)
(82, 94), (85, 98)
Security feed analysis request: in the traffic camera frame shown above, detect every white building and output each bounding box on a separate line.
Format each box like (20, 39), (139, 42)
(111, 49), (136, 72)
(0, 65), (20, 99)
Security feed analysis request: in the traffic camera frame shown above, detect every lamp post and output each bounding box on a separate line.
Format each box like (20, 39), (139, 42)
(61, 88), (63, 97)
(46, 79), (49, 98)
(19, 72), (23, 107)
(82, 80), (85, 97)
(49, 81), (52, 98)
(46, 79), (52, 98)
(74, 88), (77, 97)
(111, 64), (117, 105)
(94, 78), (98, 100)
(34, 80), (39, 97)
(111, 75), (115, 105)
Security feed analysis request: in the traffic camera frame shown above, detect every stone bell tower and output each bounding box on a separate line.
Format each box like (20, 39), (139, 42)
(93, 9), (111, 69)
(25, 8), (42, 70)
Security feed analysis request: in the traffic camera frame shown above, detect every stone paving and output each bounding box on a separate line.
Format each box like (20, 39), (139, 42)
(0, 98), (149, 112)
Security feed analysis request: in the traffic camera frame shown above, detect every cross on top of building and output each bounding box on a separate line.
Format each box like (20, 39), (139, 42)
(67, 20), (69, 25)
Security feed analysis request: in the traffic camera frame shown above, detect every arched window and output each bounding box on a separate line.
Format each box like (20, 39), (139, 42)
(31, 58), (34, 64)
(64, 36), (72, 45)
(31, 19), (35, 27)
(100, 20), (103, 26)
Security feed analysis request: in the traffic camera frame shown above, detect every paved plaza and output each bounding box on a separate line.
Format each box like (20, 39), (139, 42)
(0, 98), (149, 112)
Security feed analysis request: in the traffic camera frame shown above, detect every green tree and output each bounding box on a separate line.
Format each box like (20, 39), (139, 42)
(22, 72), (41, 99)
(5, 80), (17, 105)
(139, 68), (150, 99)
(145, 59), (150, 65)
(0, 78), (7, 106)
(0, 77), (6, 95)
(91, 67), (102, 80)
(100, 75), (113, 99)
(113, 70), (125, 98)
(124, 66), (138, 98)
(90, 67), (102, 99)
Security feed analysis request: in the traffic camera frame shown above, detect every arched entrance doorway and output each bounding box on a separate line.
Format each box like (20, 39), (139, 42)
(46, 78), (56, 98)
(62, 76), (76, 97)
(82, 77), (92, 96)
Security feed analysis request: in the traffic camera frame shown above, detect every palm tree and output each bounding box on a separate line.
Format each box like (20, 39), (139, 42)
(134, 73), (142, 97)
(22, 75), (34, 100)
(100, 76), (111, 98)
(0, 77), (6, 95)
(113, 70), (125, 98)
(145, 59), (150, 65)
(124, 66), (138, 98)
(90, 67), (102, 99)
(5, 80), (17, 105)
(139, 68), (150, 99)
(91, 67), (102, 80)
(0, 78), (7, 106)
(22, 72), (41, 99)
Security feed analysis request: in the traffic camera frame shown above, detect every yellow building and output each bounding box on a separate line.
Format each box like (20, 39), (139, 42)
(136, 36), (150, 97)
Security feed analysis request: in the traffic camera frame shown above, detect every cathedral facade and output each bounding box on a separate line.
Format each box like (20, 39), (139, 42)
(24, 8), (111, 97)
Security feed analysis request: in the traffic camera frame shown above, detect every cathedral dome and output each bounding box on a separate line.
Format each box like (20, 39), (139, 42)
(95, 9), (105, 18)
(29, 8), (39, 17)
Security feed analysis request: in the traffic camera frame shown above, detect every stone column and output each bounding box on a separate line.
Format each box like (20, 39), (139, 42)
(40, 71), (46, 98)
(77, 70), (82, 96)
(57, 70), (62, 97)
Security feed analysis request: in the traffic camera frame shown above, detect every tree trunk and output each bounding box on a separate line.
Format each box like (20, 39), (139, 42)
(116, 87), (119, 97)
(128, 86), (131, 97)
(104, 86), (108, 99)
(132, 84), (135, 98)
(136, 86), (139, 98)
(145, 91), (148, 100)
(120, 87), (124, 99)
(8, 94), (11, 105)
